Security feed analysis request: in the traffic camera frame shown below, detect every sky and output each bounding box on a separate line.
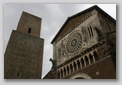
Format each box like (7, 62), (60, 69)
(3, 4), (116, 78)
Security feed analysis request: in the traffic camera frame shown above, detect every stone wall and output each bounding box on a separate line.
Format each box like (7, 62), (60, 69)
(4, 30), (44, 79)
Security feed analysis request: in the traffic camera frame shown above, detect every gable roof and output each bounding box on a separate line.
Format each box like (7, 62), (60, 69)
(51, 5), (116, 44)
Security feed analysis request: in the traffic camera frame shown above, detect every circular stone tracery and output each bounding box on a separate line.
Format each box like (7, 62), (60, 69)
(66, 31), (82, 55)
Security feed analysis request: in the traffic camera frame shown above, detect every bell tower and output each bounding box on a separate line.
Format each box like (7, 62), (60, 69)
(17, 12), (41, 37)
(4, 11), (44, 79)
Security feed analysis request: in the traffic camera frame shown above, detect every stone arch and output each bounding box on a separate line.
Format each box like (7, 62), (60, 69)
(67, 65), (70, 75)
(93, 51), (98, 61)
(84, 56), (89, 66)
(89, 54), (94, 64)
(77, 59), (81, 70)
(61, 69), (63, 78)
(64, 67), (66, 77)
(70, 73), (92, 79)
(81, 58), (85, 67)
(70, 64), (73, 73)
(73, 62), (77, 72)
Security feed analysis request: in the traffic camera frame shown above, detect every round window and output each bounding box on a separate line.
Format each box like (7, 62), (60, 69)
(66, 31), (82, 55)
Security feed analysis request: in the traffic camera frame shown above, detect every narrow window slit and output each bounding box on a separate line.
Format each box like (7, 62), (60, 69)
(87, 27), (91, 38)
(28, 28), (31, 33)
(17, 73), (20, 77)
(90, 26), (94, 36)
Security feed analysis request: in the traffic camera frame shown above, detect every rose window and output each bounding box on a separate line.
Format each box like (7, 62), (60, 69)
(66, 31), (82, 55)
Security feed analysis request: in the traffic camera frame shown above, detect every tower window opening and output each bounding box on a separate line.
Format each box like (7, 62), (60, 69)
(28, 28), (31, 33)
(17, 73), (20, 77)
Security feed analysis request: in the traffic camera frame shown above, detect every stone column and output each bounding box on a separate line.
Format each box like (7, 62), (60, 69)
(58, 70), (61, 79)
(88, 56), (91, 64)
(62, 69), (64, 78)
(92, 55), (96, 62)
(83, 57), (86, 67)
(79, 60), (82, 69)
(76, 61), (79, 71)
(69, 65), (71, 74)
(72, 64), (74, 72)
(65, 67), (68, 76)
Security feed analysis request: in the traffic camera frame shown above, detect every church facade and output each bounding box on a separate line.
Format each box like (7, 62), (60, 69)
(44, 5), (116, 79)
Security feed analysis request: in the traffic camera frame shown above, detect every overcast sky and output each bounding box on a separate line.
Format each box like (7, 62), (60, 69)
(4, 4), (116, 78)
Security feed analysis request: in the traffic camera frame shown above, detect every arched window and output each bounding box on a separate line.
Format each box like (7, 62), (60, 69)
(94, 51), (98, 61)
(87, 26), (94, 38)
(81, 58), (85, 67)
(77, 60), (81, 70)
(85, 56), (89, 66)
(64, 67), (66, 77)
(70, 64), (73, 73)
(28, 28), (31, 33)
(61, 69), (63, 78)
(73, 62), (77, 72)
(89, 54), (94, 64)
(67, 66), (70, 75)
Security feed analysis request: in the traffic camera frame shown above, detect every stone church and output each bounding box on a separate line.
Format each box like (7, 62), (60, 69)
(43, 5), (116, 79)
